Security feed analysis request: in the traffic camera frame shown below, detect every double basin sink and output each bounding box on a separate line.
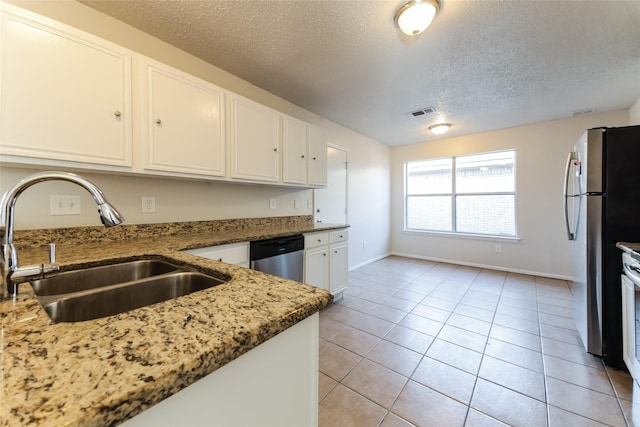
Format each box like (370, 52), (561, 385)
(31, 260), (228, 323)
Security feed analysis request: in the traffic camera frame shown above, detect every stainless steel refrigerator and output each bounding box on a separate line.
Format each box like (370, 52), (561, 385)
(564, 125), (640, 368)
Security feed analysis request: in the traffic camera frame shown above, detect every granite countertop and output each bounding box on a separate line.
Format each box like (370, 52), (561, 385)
(0, 216), (343, 426)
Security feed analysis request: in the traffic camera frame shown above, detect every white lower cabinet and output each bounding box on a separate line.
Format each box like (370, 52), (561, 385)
(305, 246), (329, 291)
(330, 242), (348, 295)
(183, 242), (249, 268)
(304, 229), (348, 298)
(122, 313), (319, 427)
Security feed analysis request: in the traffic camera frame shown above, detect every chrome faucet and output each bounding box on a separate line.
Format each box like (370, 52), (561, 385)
(1, 171), (125, 299)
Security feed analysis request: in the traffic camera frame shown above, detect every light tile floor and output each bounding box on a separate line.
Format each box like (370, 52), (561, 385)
(318, 256), (634, 427)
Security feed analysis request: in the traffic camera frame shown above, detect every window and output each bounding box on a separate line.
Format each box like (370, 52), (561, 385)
(405, 150), (516, 237)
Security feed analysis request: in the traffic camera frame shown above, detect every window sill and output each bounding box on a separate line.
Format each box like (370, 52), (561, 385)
(402, 229), (521, 243)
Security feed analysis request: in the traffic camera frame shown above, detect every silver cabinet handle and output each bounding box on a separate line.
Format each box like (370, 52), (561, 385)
(114, 111), (121, 117)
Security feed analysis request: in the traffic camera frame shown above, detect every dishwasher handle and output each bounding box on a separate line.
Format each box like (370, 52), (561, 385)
(250, 235), (304, 261)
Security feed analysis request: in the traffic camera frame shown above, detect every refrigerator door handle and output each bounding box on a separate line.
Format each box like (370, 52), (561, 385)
(564, 151), (578, 240)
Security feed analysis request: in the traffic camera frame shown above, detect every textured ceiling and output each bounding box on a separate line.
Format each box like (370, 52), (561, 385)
(80, 0), (640, 146)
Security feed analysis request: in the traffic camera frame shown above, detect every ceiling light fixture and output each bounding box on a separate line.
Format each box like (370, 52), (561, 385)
(394, 0), (440, 36)
(429, 123), (451, 135)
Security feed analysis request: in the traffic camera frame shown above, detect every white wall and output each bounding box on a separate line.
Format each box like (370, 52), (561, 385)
(630, 96), (640, 125)
(390, 110), (630, 279)
(0, 1), (391, 269)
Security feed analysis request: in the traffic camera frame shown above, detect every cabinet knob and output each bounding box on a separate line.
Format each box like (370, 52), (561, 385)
(156, 119), (162, 124)
(273, 148), (278, 152)
(313, 157), (317, 160)
(301, 155), (305, 159)
(217, 258), (223, 262)
(114, 111), (121, 117)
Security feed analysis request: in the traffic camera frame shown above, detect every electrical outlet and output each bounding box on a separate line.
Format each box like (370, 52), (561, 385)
(142, 196), (156, 213)
(307, 200), (312, 209)
(363, 241), (367, 249)
(495, 244), (502, 253)
(294, 199), (300, 209)
(270, 198), (277, 210)
(50, 195), (81, 215)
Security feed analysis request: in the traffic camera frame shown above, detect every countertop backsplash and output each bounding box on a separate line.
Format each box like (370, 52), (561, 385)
(13, 215), (316, 248)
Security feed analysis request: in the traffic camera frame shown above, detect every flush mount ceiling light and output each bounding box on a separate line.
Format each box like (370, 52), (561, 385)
(429, 123), (451, 135)
(394, 0), (440, 36)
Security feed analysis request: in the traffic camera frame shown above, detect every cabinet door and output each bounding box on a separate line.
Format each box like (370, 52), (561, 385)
(282, 115), (308, 185)
(229, 95), (280, 182)
(145, 63), (225, 177)
(183, 242), (249, 267)
(330, 243), (348, 294)
(304, 247), (329, 291)
(0, 6), (132, 167)
(308, 125), (328, 187)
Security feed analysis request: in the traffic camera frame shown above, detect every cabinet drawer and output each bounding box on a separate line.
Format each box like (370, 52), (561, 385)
(304, 232), (329, 249)
(329, 229), (348, 243)
(183, 242), (249, 266)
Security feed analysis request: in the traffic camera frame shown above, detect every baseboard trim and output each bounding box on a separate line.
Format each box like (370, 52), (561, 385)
(349, 253), (392, 271)
(390, 251), (573, 281)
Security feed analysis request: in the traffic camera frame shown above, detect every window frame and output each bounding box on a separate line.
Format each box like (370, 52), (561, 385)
(404, 149), (518, 239)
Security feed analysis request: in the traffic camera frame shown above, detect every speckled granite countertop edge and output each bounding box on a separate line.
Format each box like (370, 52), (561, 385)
(1, 216), (345, 427)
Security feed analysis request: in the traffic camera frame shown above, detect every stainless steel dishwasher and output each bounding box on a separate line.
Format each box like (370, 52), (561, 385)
(250, 235), (304, 282)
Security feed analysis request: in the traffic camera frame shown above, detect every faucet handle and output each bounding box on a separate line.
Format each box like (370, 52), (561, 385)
(48, 243), (56, 263)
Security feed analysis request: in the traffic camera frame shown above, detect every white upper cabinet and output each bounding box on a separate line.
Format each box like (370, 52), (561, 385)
(228, 94), (280, 183)
(143, 61), (225, 177)
(0, 4), (132, 169)
(308, 125), (328, 187)
(0, 2), (327, 188)
(282, 115), (309, 185)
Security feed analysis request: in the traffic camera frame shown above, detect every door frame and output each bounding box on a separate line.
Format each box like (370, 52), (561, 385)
(314, 143), (349, 224)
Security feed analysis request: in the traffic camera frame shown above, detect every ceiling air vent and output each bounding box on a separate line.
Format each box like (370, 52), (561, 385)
(409, 107), (435, 117)
(572, 108), (595, 117)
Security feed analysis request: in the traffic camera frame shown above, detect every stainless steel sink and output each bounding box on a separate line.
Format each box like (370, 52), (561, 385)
(40, 272), (225, 323)
(30, 260), (228, 323)
(31, 260), (181, 295)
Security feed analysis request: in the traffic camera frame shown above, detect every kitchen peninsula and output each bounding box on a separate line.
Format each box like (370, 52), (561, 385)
(0, 215), (341, 426)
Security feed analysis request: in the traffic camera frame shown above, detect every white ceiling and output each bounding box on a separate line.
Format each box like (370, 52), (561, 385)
(80, 0), (640, 146)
